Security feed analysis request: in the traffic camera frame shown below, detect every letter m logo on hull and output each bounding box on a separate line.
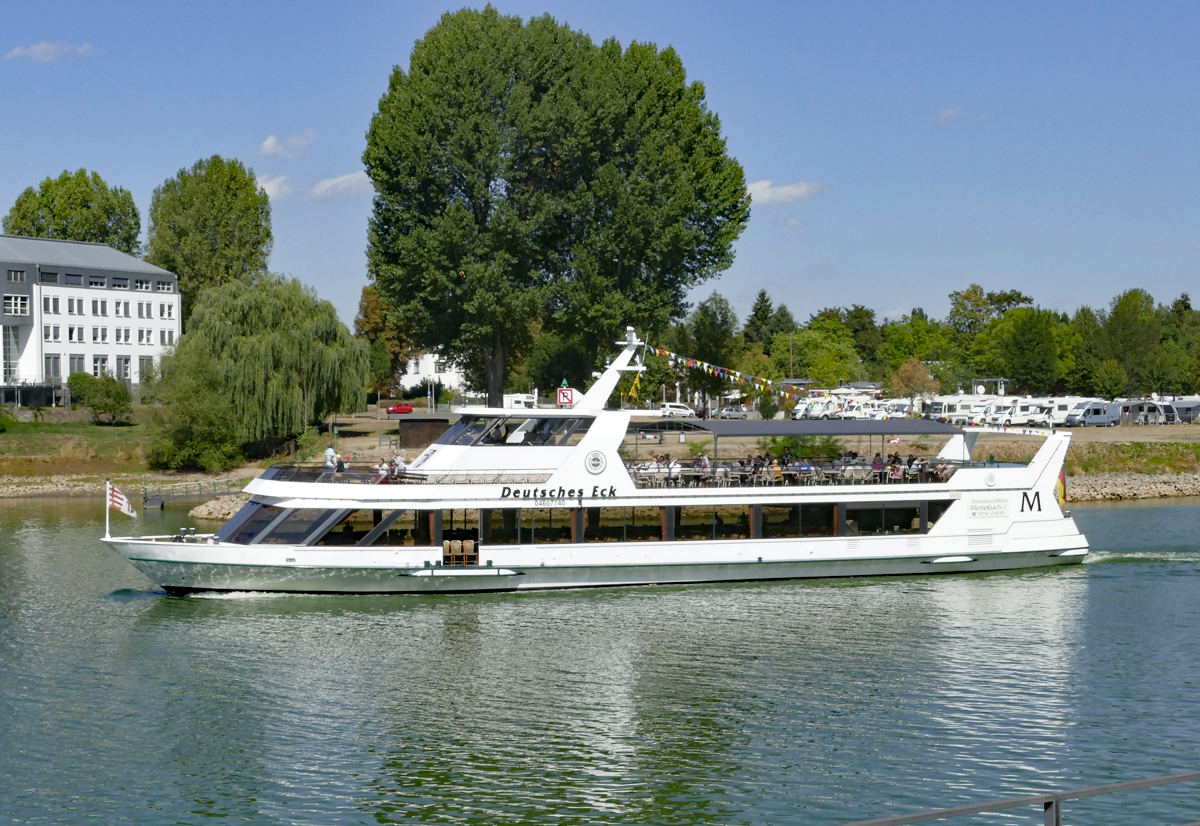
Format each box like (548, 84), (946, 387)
(1021, 491), (1042, 512)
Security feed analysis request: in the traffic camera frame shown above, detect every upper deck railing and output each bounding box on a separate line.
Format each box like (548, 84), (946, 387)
(262, 463), (553, 486)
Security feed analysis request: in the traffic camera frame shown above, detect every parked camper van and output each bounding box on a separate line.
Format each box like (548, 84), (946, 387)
(986, 398), (1047, 427)
(1063, 401), (1121, 427)
(503, 393), (538, 409)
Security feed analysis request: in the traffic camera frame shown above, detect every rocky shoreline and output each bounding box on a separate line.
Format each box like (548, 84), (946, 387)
(1066, 472), (1200, 501)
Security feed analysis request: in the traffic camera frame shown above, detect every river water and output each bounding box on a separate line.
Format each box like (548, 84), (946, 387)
(1, 497), (1198, 825)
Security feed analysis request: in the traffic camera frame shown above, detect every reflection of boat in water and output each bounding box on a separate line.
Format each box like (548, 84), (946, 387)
(104, 329), (1088, 595)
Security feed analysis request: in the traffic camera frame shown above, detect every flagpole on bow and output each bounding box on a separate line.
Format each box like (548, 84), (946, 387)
(104, 478), (111, 540)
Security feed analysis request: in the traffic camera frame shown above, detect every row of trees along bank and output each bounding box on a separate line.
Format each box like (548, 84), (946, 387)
(603, 286), (1200, 413)
(4, 161), (365, 471)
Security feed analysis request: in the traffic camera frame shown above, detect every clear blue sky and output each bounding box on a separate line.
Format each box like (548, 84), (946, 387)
(3, 1), (1197, 328)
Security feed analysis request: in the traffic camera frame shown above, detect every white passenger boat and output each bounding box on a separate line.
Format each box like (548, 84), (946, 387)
(104, 330), (1089, 594)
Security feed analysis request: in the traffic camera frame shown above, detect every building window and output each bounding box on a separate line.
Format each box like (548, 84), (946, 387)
(117, 356), (130, 380)
(3, 295), (30, 316)
(69, 354), (84, 375)
(2, 326), (18, 382)
(92, 299), (108, 316)
(7, 270), (26, 283)
(92, 355), (108, 377)
(139, 356), (154, 379)
(44, 296), (62, 314)
(159, 303), (175, 319)
(44, 326), (51, 342)
(435, 359), (449, 373)
(135, 280), (150, 291)
(88, 276), (106, 288)
(40, 271), (58, 285)
(44, 354), (61, 381)
(64, 273), (82, 286)
(156, 281), (173, 292)
(121, 328), (131, 343)
(160, 329), (175, 345)
(112, 277), (129, 289)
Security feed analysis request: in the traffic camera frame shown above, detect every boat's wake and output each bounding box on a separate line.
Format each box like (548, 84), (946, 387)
(1084, 549), (1200, 564)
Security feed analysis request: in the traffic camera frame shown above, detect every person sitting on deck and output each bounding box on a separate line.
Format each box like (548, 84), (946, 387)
(667, 457), (682, 485)
(325, 444), (337, 469)
(872, 453), (884, 471)
(391, 451), (406, 478)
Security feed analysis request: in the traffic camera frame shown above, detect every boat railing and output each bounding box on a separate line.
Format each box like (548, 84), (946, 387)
(626, 458), (986, 489)
(839, 768), (1200, 826)
(265, 462), (553, 486)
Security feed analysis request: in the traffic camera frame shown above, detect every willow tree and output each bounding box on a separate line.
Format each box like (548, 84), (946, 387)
(364, 7), (749, 404)
(3, 169), (140, 253)
(150, 275), (368, 470)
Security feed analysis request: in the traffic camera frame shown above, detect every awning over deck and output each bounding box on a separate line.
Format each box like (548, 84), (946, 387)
(628, 418), (963, 438)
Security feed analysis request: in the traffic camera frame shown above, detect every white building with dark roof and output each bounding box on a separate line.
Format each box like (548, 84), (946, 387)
(0, 235), (181, 404)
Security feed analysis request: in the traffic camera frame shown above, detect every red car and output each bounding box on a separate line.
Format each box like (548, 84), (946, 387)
(386, 401), (413, 414)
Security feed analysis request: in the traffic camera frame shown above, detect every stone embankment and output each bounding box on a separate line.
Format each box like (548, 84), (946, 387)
(1068, 472), (1200, 501)
(0, 475), (112, 497)
(188, 494), (252, 520)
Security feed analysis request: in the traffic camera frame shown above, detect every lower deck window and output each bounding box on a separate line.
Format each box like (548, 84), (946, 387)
(800, 504), (837, 537)
(225, 505), (283, 544)
(258, 509), (339, 545)
(928, 500), (953, 528)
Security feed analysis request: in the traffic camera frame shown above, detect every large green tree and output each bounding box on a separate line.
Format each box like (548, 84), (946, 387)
(3, 169), (140, 253)
(145, 155), (272, 326)
(149, 275), (367, 470)
(364, 7), (750, 405)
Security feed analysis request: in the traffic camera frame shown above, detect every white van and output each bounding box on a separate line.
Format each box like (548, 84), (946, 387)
(503, 394), (537, 409)
(986, 397), (1045, 427)
(659, 402), (696, 418)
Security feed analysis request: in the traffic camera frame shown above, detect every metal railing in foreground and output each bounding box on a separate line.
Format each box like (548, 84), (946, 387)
(841, 769), (1200, 826)
(142, 477), (245, 502)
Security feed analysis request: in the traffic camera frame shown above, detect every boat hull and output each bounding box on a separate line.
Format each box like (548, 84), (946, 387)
(109, 539), (1087, 595)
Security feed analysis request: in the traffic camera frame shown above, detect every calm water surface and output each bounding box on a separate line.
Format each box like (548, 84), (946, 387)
(1, 497), (1198, 824)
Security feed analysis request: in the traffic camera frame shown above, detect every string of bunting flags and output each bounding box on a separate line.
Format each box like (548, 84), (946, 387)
(645, 346), (808, 399)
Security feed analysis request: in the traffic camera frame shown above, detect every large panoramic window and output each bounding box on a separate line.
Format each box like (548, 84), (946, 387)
(675, 506), (716, 541)
(762, 505), (800, 539)
(224, 505), (284, 544)
(800, 504), (837, 537)
(257, 509), (337, 545)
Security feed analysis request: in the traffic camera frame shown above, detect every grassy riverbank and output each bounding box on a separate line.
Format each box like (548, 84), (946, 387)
(3, 414), (1198, 497)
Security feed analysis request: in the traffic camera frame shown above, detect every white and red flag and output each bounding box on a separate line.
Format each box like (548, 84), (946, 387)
(104, 479), (137, 539)
(107, 480), (137, 518)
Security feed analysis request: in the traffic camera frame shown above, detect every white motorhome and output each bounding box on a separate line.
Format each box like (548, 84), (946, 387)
(944, 395), (997, 425)
(986, 397), (1048, 427)
(503, 393), (537, 409)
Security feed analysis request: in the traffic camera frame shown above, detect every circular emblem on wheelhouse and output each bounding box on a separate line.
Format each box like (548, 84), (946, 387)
(585, 451), (607, 475)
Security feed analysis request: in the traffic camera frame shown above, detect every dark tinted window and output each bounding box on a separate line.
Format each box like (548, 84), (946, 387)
(258, 509), (338, 545)
(762, 505), (800, 539)
(225, 505), (283, 544)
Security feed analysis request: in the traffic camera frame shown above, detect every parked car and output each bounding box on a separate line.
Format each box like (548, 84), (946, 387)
(659, 402), (696, 418)
(386, 401), (414, 414)
(719, 405), (747, 419)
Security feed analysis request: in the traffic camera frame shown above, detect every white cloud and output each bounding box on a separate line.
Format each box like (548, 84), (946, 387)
(938, 106), (962, 122)
(4, 41), (93, 63)
(257, 175), (293, 201)
(746, 180), (823, 205)
(259, 129), (318, 158)
(307, 171), (372, 201)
